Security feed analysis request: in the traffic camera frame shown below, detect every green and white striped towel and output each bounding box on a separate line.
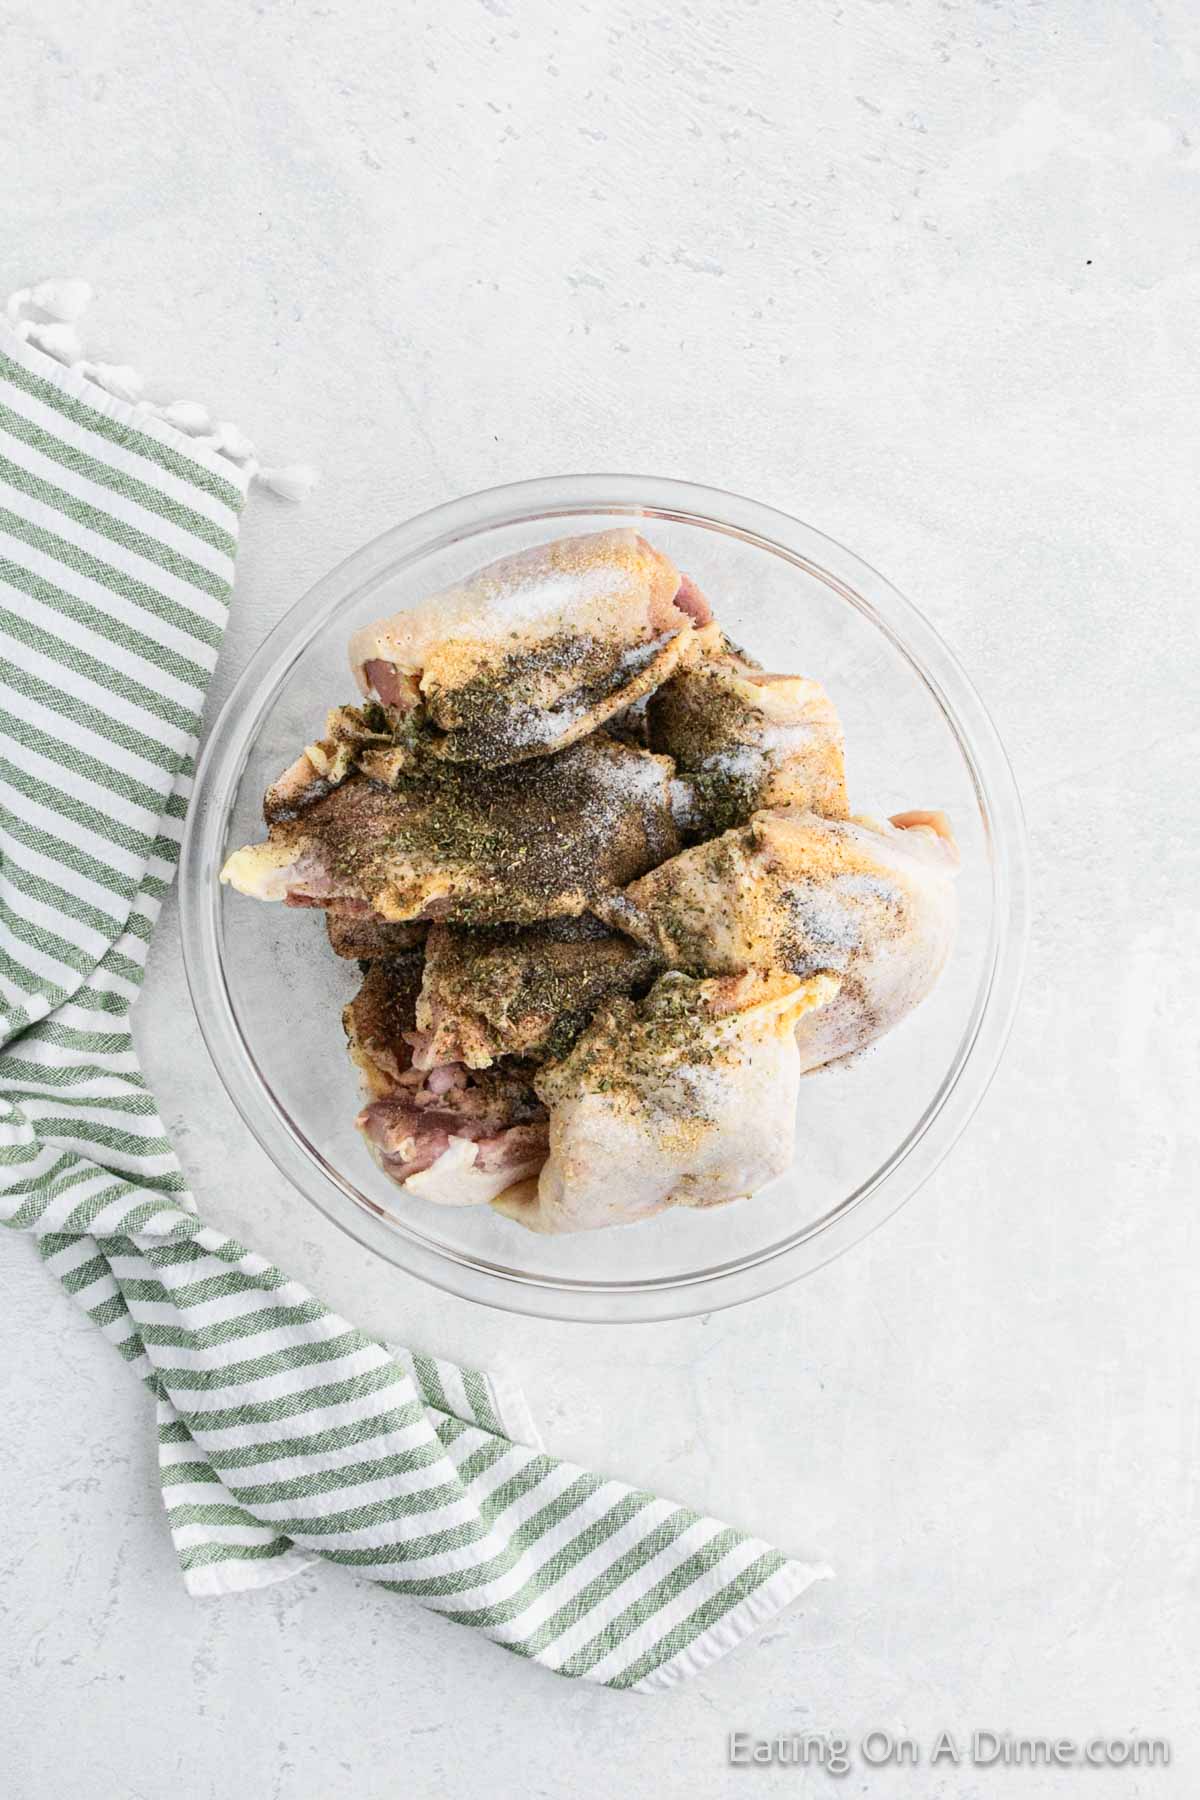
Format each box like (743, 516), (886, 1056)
(0, 297), (828, 1692)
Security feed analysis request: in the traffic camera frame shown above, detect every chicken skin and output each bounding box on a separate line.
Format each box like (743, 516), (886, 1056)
(604, 806), (959, 1071)
(221, 735), (687, 926)
(646, 624), (848, 833)
(492, 969), (838, 1234)
(347, 529), (712, 766)
(415, 915), (659, 1069)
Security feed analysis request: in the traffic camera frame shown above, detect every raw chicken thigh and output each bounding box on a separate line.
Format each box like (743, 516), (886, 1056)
(221, 734), (686, 925)
(415, 916), (658, 1069)
(606, 806), (959, 1072)
(647, 624), (848, 832)
(493, 970), (838, 1234)
(343, 952), (426, 1097)
(348, 529), (712, 766)
(346, 958), (549, 1205)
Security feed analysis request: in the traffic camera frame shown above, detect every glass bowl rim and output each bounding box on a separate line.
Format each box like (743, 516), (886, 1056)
(179, 472), (1029, 1323)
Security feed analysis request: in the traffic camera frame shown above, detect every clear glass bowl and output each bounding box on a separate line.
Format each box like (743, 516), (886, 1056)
(180, 475), (1028, 1322)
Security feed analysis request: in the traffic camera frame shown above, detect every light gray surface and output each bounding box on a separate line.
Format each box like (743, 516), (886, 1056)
(3, 1), (1196, 1795)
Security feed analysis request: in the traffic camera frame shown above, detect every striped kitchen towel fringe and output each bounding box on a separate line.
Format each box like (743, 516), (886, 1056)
(0, 291), (828, 1692)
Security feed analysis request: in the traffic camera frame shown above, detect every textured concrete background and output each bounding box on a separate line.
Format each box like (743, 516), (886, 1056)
(2, 1), (1197, 1795)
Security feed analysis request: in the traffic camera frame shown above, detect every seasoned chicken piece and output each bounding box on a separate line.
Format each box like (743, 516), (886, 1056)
(325, 913), (427, 960)
(602, 806), (959, 1071)
(265, 695), (498, 816)
(493, 969), (838, 1234)
(347, 529), (713, 766)
(345, 960), (549, 1205)
(343, 952), (427, 1096)
(221, 735), (686, 925)
(416, 915), (660, 1069)
(647, 624), (848, 833)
